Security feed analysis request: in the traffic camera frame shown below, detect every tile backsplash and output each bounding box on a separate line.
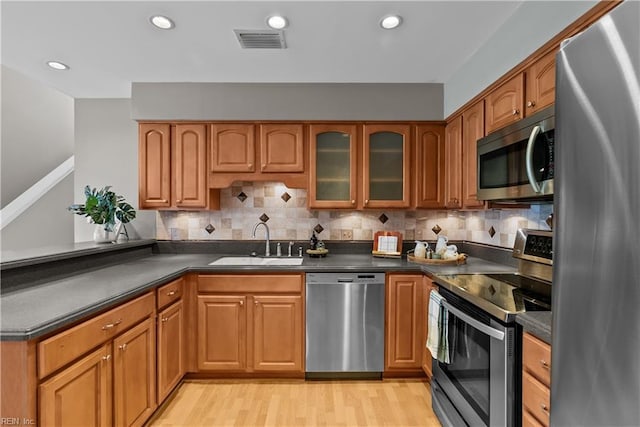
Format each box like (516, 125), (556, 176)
(156, 182), (553, 249)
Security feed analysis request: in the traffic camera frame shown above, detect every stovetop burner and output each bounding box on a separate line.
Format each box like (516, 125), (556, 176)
(433, 229), (553, 323)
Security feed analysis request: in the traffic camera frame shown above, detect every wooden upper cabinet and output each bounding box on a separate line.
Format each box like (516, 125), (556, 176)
(444, 116), (463, 209)
(525, 50), (556, 116)
(174, 124), (207, 209)
(415, 124), (446, 209)
(209, 124), (256, 173)
(462, 101), (486, 209)
(259, 124), (304, 173)
(485, 73), (524, 134)
(363, 124), (411, 209)
(139, 124), (171, 209)
(308, 124), (358, 209)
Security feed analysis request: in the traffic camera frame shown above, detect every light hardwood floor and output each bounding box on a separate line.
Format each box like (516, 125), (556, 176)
(149, 379), (442, 427)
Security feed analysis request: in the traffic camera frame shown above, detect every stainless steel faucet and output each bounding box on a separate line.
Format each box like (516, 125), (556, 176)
(252, 222), (270, 256)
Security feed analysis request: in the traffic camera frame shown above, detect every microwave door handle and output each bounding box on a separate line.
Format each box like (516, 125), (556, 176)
(442, 300), (505, 341)
(525, 125), (542, 193)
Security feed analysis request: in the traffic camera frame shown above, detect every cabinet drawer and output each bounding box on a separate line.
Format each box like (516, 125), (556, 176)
(523, 332), (551, 386)
(157, 277), (184, 309)
(38, 292), (155, 379)
(198, 274), (303, 293)
(523, 409), (545, 427)
(522, 371), (550, 427)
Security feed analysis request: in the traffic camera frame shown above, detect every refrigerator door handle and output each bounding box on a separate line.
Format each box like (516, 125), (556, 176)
(442, 300), (505, 341)
(525, 125), (542, 193)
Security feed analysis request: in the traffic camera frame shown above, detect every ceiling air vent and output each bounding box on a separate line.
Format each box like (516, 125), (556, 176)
(234, 29), (286, 49)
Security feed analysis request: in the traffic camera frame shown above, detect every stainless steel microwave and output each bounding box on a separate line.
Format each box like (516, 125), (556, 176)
(477, 106), (554, 202)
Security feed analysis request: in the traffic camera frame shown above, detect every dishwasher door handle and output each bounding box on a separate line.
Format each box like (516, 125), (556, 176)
(337, 279), (354, 283)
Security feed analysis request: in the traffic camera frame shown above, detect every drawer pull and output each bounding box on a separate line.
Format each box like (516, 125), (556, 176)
(102, 319), (122, 330)
(540, 359), (550, 369)
(239, 300), (244, 306)
(161, 317), (169, 322)
(118, 344), (127, 351)
(167, 290), (177, 296)
(541, 404), (550, 415)
(102, 355), (111, 361)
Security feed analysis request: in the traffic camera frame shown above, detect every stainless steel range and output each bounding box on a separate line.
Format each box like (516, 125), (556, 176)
(431, 229), (552, 427)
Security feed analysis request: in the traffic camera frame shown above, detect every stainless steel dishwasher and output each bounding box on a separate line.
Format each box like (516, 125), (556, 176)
(305, 272), (385, 377)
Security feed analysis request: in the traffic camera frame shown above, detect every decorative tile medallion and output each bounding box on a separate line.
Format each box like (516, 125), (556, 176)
(205, 224), (215, 234)
(259, 213), (270, 223)
(488, 226), (496, 238)
(378, 213), (389, 224)
(432, 224), (442, 235)
(314, 224), (324, 234)
(237, 192), (248, 203)
(281, 192), (291, 202)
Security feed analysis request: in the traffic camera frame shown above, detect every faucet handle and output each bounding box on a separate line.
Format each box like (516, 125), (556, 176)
(276, 242), (282, 257)
(298, 246), (303, 257)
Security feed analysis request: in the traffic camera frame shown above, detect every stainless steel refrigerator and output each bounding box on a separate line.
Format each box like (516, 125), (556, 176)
(553, 1), (640, 425)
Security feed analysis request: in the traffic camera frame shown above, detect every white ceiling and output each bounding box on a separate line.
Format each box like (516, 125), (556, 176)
(1, 1), (528, 99)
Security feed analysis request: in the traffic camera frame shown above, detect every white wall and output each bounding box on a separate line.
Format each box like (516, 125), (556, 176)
(444, 1), (597, 117)
(0, 66), (75, 251)
(74, 99), (155, 242)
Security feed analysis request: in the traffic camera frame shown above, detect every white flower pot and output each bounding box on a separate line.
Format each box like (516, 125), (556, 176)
(93, 225), (116, 243)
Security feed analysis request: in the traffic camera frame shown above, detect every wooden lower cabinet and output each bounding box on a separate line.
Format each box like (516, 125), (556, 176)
(197, 295), (247, 371)
(113, 318), (157, 427)
(522, 332), (552, 427)
(39, 344), (112, 427)
(196, 275), (304, 374)
(157, 300), (185, 402)
(253, 295), (303, 371)
(385, 274), (425, 372)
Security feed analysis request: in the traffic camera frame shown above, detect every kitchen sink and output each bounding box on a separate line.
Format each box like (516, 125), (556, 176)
(209, 256), (304, 266)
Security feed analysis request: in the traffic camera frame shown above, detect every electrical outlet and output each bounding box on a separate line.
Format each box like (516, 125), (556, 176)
(342, 230), (353, 240)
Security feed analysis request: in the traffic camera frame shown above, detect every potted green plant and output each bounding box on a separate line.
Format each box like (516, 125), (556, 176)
(68, 185), (136, 243)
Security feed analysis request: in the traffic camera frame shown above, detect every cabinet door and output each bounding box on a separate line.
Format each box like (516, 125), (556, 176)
(113, 317), (156, 427)
(525, 50), (556, 116)
(386, 274), (424, 370)
(209, 124), (256, 172)
(39, 344), (112, 427)
(462, 101), (486, 209)
(363, 124), (411, 208)
(253, 295), (303, 372)
(415, 124), (446, 208)
(309, 124), (358, 209)
(422, 280), (438, 378)
(259, 124), (304, 173)
(157, 300), (185, 403)
(485, 73), (524, 133)
(174, 124), (207, 208)
(139, 123), (171, 209)
(444, 116), (463, 209)
(197, 295), (246, 371)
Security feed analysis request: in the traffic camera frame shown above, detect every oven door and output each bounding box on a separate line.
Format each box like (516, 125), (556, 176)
(432, 289), (515, 427)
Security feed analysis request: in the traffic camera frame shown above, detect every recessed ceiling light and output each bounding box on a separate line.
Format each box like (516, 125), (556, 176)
(150, 15), (175, 30)
(380, 15), (402, 30)
(267, 15), (288, 30)
(47, 61), (69, 70)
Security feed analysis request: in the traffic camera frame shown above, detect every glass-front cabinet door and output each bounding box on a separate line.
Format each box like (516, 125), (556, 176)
(363, 124), (411, 208)
(309, 124), (358, 208)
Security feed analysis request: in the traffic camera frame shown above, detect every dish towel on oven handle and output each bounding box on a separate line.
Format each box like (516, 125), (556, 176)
(426, 289), (450, 364)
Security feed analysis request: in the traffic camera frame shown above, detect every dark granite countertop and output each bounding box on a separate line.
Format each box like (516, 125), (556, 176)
(0, 251), (516, 341)
(517, 311), (552, 344)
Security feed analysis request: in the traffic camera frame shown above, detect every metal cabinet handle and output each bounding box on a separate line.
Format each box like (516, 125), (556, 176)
(102, 319), (122, 330)
(248, 163), (253, 169)
(527, 100), (536, 108)
(118, 344), (127, 351)
(262, 164), (266, 168)
(167, 290), (177, 296)
(512, 109), (520, 116)
(239, 300), (244, 306)
(540, 359), (550, 369)
(541, 404), (550, 415)
(255, 300), (259, 306)
(364, 199), (369, 205)
(351, 200), (355, 204)
(161, 317), (169, 322)
(102, 355), (111, 361)
(176, 199), (182, 203)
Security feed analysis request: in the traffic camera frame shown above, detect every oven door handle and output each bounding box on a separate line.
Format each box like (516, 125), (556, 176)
(442, 300), (505, 341)
(525, 125), (542, 194)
